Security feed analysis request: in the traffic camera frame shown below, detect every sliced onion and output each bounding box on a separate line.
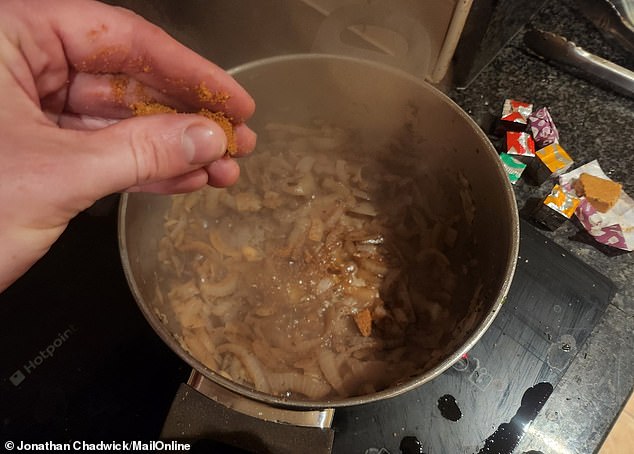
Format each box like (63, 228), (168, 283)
(217, 343), (271, 393)
(208, 231), (241, 258)
(347, 201), (377, 217)
(296, 155), (316, 174)
(200, 272), (239, 298)
(267, 371), (332, 399)
(234, 191), (262, 212)
(318, 350), (346, 396)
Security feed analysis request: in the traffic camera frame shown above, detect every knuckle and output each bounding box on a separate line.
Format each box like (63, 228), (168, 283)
(129, 129), (168, 184)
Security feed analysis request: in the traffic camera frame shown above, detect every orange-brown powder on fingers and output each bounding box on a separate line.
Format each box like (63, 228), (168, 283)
(128, 55), (153, 74)
(196, 82), (230, 105)
(86, 24), (109, 43)
(132, 82), (152, 104)
(74, 45), (128, 73)
(158, 80), (230, 109)
(198, 109), (237, 155)
(110, 75), (130, 105)
(76, 46), (153, 76)
(130, 102), (177, 116)
(130, 102), (238, 155)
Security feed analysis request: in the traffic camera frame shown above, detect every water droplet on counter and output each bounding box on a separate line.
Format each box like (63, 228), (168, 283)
(477, 383), (553, 454)
(399, 436), (425, 454)
(547, 334), (577, 370)
(438, 394), (462, 422)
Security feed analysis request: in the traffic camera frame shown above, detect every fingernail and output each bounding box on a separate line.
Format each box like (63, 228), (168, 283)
(183, 124), (227, 164)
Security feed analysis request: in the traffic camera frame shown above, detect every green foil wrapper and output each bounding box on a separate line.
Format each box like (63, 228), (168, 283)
(499, 152), (526, 185)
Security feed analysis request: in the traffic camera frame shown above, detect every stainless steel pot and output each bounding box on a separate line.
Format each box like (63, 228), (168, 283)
(118, 54), (519, 450)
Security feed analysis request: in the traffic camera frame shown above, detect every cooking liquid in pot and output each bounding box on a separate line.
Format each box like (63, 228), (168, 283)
(155, 122), (478, 400)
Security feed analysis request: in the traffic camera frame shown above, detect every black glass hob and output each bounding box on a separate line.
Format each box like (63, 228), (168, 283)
(0, 196), (614, 453)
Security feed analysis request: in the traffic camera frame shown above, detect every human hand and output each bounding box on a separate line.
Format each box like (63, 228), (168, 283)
(0, 0), (256, 291)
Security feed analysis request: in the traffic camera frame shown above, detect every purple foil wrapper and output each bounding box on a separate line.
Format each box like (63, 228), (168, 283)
(576, 199), (629, 250)
(528, 107), (559, 148)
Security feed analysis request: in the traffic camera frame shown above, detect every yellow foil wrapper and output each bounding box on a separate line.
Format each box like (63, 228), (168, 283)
(536, 143), (573, 174)
(544, 184), (580, 218)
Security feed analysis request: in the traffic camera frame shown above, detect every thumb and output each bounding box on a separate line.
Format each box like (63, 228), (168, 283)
(75, 114), (228, 196)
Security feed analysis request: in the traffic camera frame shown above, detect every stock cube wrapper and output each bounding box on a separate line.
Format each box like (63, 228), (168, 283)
(499, 153), (526, 185)
(506, 131), (536, 160)
(497, 99), (533, 134)
(532, 184), (580, 230)
(560, 160), (633, 251)
(527, 143), (574, 185)
(502, 99), (533, 123)
(528, 107), (560, 148)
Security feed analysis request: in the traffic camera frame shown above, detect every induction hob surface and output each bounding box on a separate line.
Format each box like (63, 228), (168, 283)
(330, 219), (614, 454)
(0, 196), (614, 453)
(0, 197), (189, 441)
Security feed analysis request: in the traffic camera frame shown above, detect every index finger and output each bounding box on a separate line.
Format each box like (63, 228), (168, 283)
(48, 0), (255, 121)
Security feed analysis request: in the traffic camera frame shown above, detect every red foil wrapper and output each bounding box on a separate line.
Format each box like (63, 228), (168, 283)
(528, 107), (560, 148)
(506, 131), (536, 157)
(501, 99), (533, 124)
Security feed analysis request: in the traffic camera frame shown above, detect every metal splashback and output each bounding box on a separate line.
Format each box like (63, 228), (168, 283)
(104, 0), (471, 83)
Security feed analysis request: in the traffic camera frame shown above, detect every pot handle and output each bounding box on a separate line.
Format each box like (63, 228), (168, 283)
(160, 377), (335, 454)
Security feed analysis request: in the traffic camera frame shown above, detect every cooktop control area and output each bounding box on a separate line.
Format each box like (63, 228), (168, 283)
(0, 197), (614, 453)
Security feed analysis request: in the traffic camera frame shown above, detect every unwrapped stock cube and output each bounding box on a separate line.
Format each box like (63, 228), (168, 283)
(573, 173), (622, 213)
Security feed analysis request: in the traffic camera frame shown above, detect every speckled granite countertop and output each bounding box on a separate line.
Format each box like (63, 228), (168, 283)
(449, 1), (634, 452)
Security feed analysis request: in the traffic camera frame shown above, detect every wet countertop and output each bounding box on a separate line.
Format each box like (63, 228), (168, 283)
(449, 1), (634, 452)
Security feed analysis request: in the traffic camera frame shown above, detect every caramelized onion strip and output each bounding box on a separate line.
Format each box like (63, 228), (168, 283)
(217, 343), (271, 393)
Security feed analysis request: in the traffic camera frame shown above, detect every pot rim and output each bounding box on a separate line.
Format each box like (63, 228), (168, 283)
(118, 53), (520, 409)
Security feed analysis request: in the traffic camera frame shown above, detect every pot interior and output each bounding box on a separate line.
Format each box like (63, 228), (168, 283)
(119, 54), (519, 408)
